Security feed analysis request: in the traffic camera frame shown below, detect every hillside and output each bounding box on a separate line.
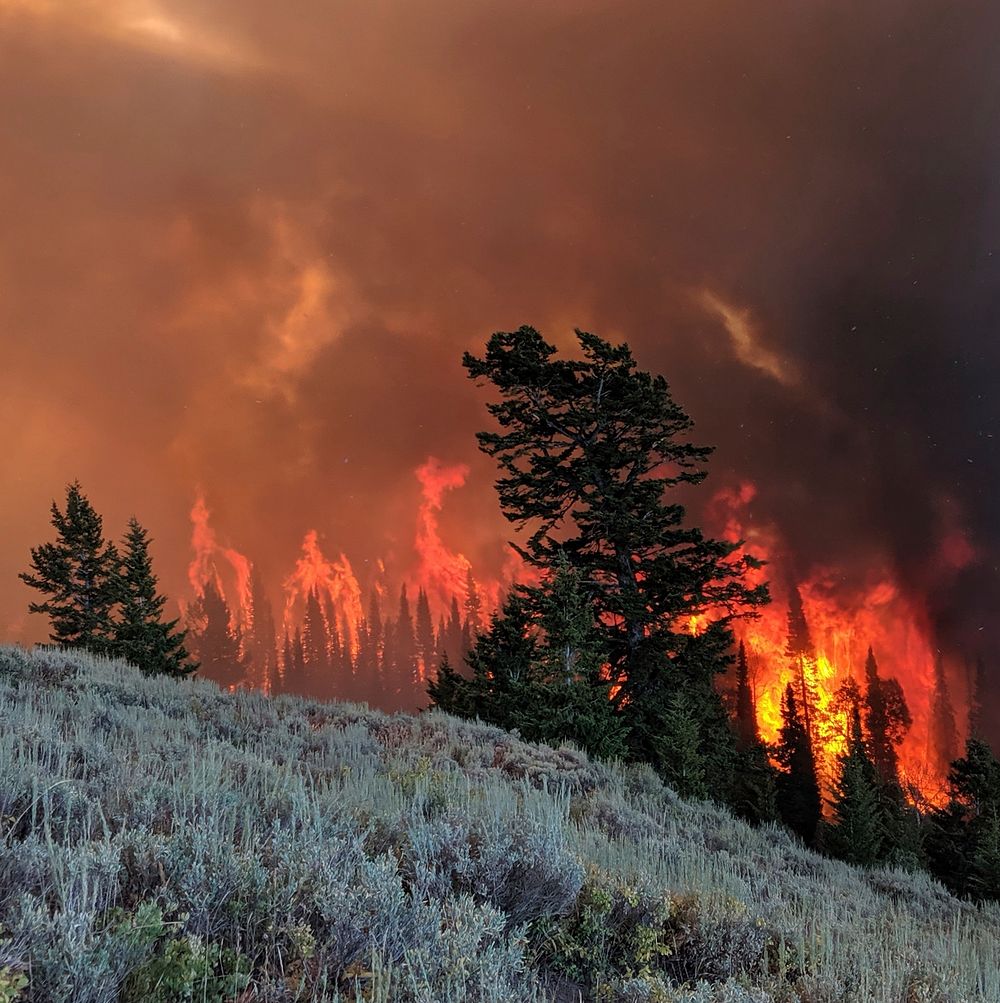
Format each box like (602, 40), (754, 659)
(0, 647), (997, 1003)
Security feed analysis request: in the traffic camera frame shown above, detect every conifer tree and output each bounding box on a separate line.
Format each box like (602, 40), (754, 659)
(785, 585), (819, 746)
(278, 630), (294, 695)
(432, 557), (629, 760)
(302, 589), (329, 694)
(187, 579), (244, 689)
(967, 656), (986, 742)
(734, 640), (758, 750)
(20, 481), (119, 654)
(113, 518), (196, 677)
(247, 565), (277, 692)
(464, 568), (483, 638)
(863, 646), (912, 787)
(930, 654), (959, 777)
(654, 689), (707, 798)
(824, 706), (884, 867)
(392, 584), (418, 703)
(463, 327), (767, 770)
(446, 595), (464, 666)
(774, 683), (822, 844)
(415, 587), (436, 679)
(928, 739), (1000, 900)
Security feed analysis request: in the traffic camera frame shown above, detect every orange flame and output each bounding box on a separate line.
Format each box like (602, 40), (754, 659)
(709, 481), (964, 802)
(282, 529), (364, 653)
(413, 456), (474, 612)
(187, 493), (253, 634)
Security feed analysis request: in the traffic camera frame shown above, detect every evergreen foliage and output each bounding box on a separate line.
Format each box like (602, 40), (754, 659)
(187, 580), (245, 689)
(430, 557), (629, 760)
(20, 481), (119, 654)
(774, 684), (821, 845)
(461, 326), (767, 786)
(113, 518), (197, 678)
(928, 739), (1000, 900)
(785, 585), (819, 746)
(930, 655), (959, 777)
(734, 640), (758, 750)
(824, 707), (884, 867)
(862, 646), (911, 788)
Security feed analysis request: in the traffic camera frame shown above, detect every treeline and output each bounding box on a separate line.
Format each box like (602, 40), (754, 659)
(17, 327), (1000, 904)
(190, 567), (486, 712)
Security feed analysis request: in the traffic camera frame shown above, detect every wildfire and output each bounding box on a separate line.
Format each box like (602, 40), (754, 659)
(184, 468), (970, 805)
(282, 530), (364, 653)
(711, 482), (964, 801)
(187, 493), (253, 633)
(413, 456), (474, 609)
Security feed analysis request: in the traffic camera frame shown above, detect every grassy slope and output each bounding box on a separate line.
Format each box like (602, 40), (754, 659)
(1, 646), (998, 1003)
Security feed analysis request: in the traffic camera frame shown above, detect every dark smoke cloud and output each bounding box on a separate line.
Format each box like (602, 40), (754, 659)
(2, 1), (999, 722)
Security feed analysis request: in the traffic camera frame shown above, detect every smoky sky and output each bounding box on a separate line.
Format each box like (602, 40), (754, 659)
(3, 1), (1000, 677)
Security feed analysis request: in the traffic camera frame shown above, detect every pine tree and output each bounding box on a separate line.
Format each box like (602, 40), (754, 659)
(863, 646), (911, 787)
(785, 585), (819, 746)
(928, 739), (1000, 900)
(774, 683), (822, 845)
(247, 565), (277, 692)
(824, 707), (884, 867)
(734, 640), (758, 749)
(432, 557), (629, 761)
(930, 654), (959, 777)
(278, 630), (294, 695)
(302, 589), (330, 695)
(464, 327), (767, 771)
(113, 518), (196, 677)
(654, 689), (707, 798)
(415, 587), (436, 680)
(967, 656), (986, 742)
(392, 584), (418, 705)
(464, 568), (483, 638)
(187, 579), (244, 688)
(20, 481), (119, 654)
(445, 595), (464, 667)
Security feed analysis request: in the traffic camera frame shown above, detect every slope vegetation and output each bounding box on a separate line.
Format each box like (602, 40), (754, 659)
(0, 646), (997, 1002)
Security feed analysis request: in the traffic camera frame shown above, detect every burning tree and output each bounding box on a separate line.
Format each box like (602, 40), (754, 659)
(458, 326), (769, 789)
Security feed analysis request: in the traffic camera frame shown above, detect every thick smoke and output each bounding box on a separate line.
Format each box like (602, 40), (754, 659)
(2, 1), (999, 727)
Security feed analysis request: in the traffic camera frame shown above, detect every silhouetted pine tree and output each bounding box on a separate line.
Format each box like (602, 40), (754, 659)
(392, 584), (418, 705)
(729, 642), (779, 824)
(277, 630), (294, 695)
(463, 328), (767, 779)
(415, 587), (436, 679)
(188, 579), (244, 689)
(247, 565), (277, 692)
(927, 739), (1000, 900)
(774, 683), (822, 845)
(824, 707), (884, 867)
(930, 654), (959, 777)
(445, 595), (464, 667)
(292, 628), (306, 686)
(734, 640), (758, 750)
(863, 646), (912, 787)
(20, 481), (119, 654)
(785, 585), (819, 746)
(302, 589), (330, 695)
(464, 568), (483, 638)
(967, 656), (986, 742)
(113, 518), (196, 677)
